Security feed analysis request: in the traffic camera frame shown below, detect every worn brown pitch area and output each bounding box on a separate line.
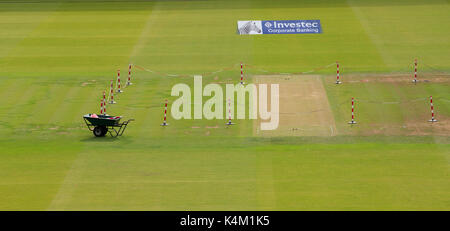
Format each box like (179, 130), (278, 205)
(253, 75), (336, 137)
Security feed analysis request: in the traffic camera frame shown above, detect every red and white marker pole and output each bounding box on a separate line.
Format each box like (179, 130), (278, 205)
(116, 70), (123, 93)
(240, 62), (244, 85)
(413, 59), (418, 83)
(102, 91), (107, 114)
(336, 61), (341, 84)
(126, 64), (132, 86)
(226, 98), (234, 125)
(100, 98), (104, 115)
(348, 97), (357, 124)
(428, 96), (437, 122)
(161, 99), (169, 126)
(109, 80), (116, 104)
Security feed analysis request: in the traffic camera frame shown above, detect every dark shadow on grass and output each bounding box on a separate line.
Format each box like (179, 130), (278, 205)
(79, 135), (131, 142)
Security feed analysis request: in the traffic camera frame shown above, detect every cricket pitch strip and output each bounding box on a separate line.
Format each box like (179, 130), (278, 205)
(253, 75), (337, 137)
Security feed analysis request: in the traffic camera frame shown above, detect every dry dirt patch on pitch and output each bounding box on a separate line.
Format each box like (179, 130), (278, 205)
(253, 75), (336, 137)
(335, 73), (450, 84)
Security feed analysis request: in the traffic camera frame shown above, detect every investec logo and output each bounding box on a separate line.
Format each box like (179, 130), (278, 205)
(263, 20), (321, 33)
(267, 21), (320, 29)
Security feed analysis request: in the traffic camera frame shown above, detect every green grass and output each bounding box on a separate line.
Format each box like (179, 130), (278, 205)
(1, 137), (449, 210)
(0, 0), (449, 210)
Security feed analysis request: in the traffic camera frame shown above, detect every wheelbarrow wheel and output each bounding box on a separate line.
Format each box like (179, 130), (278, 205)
(93, 126), (106, 137)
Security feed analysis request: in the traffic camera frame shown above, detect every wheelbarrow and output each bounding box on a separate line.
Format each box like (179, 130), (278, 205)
(83, 114), (134, 137)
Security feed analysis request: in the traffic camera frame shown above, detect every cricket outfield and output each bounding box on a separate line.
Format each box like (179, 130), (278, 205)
(0, 0), (449, 210)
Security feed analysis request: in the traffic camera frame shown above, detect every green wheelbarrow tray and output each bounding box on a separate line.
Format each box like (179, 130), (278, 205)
(83, 114), (134, 137)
